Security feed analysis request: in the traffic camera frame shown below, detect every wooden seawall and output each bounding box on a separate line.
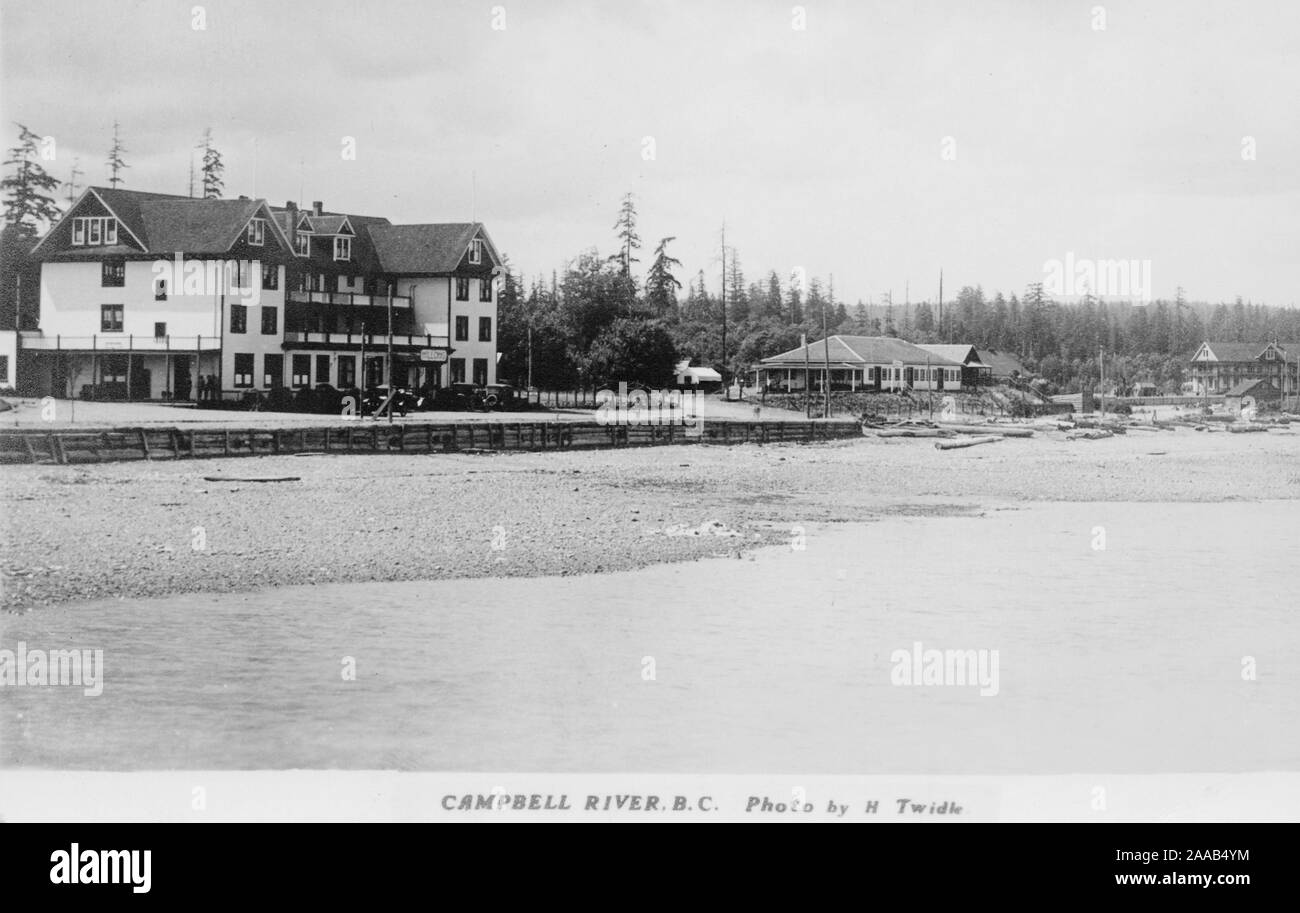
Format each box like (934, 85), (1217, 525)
(0, 419), (862, 465)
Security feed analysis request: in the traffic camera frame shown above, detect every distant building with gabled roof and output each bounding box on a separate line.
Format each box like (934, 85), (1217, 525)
(756, 335), (968, 393)
(1189, 340), (1299, 396)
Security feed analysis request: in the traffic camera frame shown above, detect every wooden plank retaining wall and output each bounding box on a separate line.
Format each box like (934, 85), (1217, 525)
(0, 419), (862, 465)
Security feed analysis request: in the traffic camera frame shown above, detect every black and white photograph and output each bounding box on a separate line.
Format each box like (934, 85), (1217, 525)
(0, 0), (1296, 873)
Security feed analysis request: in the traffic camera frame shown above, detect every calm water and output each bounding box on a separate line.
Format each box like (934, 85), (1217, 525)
(2, 501), (1297, 773)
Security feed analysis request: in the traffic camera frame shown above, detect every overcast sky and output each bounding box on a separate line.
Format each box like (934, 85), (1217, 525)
(2, 0), (1297, 306)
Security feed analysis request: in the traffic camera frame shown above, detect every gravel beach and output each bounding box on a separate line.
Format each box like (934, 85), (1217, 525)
(2, 427), (1297, 611)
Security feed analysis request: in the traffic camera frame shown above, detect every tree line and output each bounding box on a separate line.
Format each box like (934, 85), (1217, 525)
(495, 195), (1300, 394)
(2, 121), (227, 237)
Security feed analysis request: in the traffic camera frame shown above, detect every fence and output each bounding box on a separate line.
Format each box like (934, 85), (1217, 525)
(525, 388), (603, 409)
(755, 390), (1069, 420)
(0, 419), (863, 465)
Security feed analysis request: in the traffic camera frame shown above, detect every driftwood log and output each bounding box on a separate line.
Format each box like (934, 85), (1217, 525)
(934, 436), (1001, 451)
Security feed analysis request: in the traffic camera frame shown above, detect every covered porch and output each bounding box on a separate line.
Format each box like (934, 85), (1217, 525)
(18, 332), (222, 401)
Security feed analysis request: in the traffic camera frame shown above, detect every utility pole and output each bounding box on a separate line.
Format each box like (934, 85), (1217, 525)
(927, 352), (933, 418)
(720, 223), (728, 401)
(822, 289), (830, 418)
(386, 288), (394, 424)
(1099, 345), (1106, 422)
(527, 325), (533, 392)
(802, 332), (810, 418)
(938, 269), (944, 343)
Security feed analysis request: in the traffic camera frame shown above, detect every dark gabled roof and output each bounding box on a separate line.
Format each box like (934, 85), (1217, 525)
(138, 198), (265, 253)
(268, 206), (392, 272)
(305, 214), (352, 235)
(978, 349), (1029, 377)
(91, 187), (192, 249)
(916, 344), (988, 367)
(367, 222), (496, 274)
(1199, 341), (1267, 362)
(1196, 341), (1300, 363)
(36, 188), (292, 257)
(1225, 378), (1280, 397)
(761, 335), (963, 367)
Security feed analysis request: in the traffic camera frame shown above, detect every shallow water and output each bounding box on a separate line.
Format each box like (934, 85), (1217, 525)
(2, 501), (1296, 773)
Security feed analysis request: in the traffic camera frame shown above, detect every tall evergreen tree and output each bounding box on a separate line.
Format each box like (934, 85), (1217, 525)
(645, 236), (683, 316)
(2, 124), (63, 236)
(105, 120), (129, 188)
(609, 192), (641, 279)
(198, 128), (224, 200)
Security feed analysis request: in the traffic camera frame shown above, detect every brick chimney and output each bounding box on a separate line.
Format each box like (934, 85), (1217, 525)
(286, 200), (297, 211)
(313, 201), (324, 216)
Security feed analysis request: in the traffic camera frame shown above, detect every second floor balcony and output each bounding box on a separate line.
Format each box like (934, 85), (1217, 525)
(283, 331), (449, 349)
(287, 290), (412, 308)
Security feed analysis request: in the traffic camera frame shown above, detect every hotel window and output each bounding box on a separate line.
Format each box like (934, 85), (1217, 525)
(264, 353), (284, 388)
(261, 306), (278, 335)
(100, 304), (123, 332)
(316, 355), (330, 384)
(247, 218), (266, 246)
(154, 278), (167, 301)
(479, 278), (493, 302)
(472, 358), (488, 387)
(455, 316), (469, 341)
(295, 233), (310, 256)
(334, 236), (351, 261)
(154, 322), (166, 339)
(450, 358), (466, 384)
(469, 238), (483, 265)
(102, 258), (125, 287)
(233, 353), (254, 388)
(479, 317), (492, 342)
(261, 262), (278, 290)
(0, 355), (7, 384)
(456, 277), (469, 301)
(338, 355), (356, 388)
(230, 304), (247, 334)
(292, 354), (311, 387)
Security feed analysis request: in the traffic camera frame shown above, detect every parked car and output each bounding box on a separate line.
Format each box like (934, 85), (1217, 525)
(429, 383), (487, 412)
(483, 383), (518, 411)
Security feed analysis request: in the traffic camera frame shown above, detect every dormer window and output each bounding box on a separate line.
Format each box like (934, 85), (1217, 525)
(73, 217), (118, 246)
(247, 218), (266, 246)
(334, 236), (351, 261)
(469, 238), (483, 265)
(295, 233), (310, 256)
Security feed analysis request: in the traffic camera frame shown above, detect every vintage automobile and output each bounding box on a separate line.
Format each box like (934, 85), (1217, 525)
(427, 383), (488, 412)
(483, 384), (518, 411)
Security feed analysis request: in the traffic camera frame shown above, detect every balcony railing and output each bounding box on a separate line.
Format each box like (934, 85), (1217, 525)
(19, 334), (222, 352)
(287, 290), (412, 308)
(282, 331), (449, 349)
